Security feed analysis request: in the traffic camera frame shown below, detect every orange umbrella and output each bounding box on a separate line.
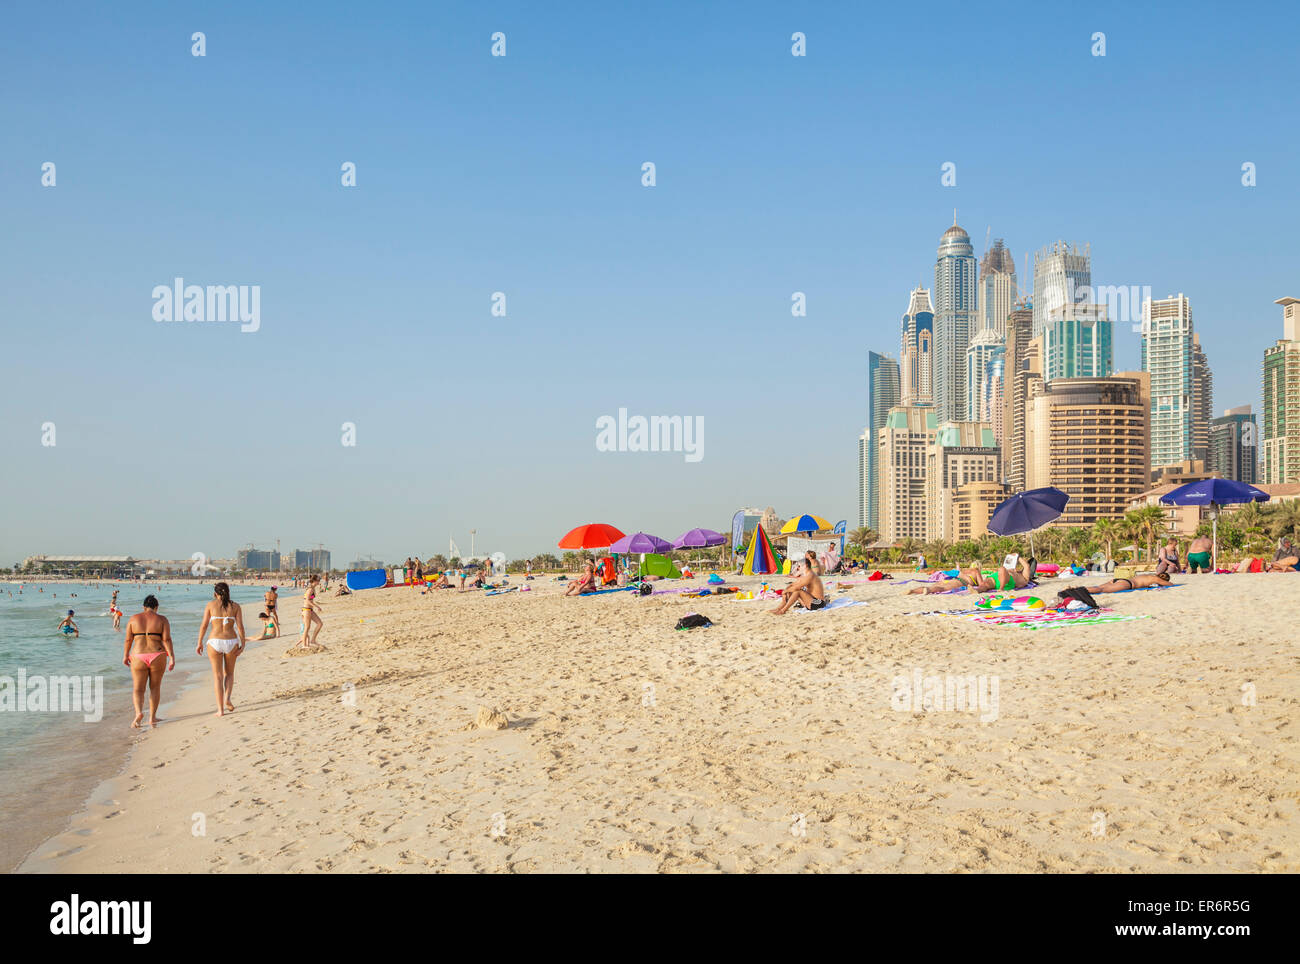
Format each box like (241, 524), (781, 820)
(558, 523), (625, 550)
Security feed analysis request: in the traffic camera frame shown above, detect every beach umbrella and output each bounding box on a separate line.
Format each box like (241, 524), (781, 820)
(780, 514), (833, 534)
(987, 487), (1070, 557)
(672, 528), (726, 549)
(609, 532), (675, 554)
(1160, 478), (1269, 571)
(558, 523), (625, 550)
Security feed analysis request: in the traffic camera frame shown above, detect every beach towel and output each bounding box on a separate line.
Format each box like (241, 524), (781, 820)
(792, 596), (865, 613)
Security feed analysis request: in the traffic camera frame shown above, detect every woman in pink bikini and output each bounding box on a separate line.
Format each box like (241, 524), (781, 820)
(121, 594), (175, 728)
(197, 582), (246, 717)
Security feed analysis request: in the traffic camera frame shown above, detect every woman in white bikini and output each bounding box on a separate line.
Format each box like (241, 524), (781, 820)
(197, 582), (246, 717)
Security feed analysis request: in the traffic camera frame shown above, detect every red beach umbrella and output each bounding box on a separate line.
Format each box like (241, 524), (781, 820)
(558, 523), (626, 550)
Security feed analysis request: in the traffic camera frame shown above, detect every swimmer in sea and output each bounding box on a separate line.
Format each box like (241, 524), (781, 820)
(57, 610), (79, 637)
(110, 590), (122, 630)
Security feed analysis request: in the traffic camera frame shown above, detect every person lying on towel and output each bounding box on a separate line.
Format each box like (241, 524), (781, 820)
(907, 556), (1033, 595)
(1091, 571), (1172, 592)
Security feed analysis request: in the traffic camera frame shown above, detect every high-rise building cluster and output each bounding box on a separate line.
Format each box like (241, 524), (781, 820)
(857, 218), (1290, 542)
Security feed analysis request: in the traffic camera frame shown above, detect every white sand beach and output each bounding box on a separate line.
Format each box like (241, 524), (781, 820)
(20, 572), (1299, 873)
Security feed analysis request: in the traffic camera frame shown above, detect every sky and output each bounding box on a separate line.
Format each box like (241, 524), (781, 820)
(2, 0), (1297, 566)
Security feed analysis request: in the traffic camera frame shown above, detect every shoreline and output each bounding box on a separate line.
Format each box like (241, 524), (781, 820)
(18, 572), (1300, 873)
(2, 585), (301, 873)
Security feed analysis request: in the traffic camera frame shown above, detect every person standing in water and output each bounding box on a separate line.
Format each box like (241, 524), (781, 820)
(57, 610), (79, 637)
(122, 595), (174, 728)
(197, 582), (246, 717)
(110, 590), (122, 630)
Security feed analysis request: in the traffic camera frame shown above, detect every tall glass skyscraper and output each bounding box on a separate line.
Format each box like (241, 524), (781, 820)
(978, 238), (1017, 338)
(1033, 241), (1091, 339)
(1141, 293), (1195, 469)
(860, 351), (901, 529)
(965, 328), (1006, 423)
(934, 220), (977, 423)
(1042, 303), (1113, 381)
(900, 285), (934, 407)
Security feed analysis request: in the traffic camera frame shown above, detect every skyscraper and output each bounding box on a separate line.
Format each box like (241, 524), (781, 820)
(1209, 406), (1258, 484)
(878, 406), (938, 542)
(1033, 241), (1091, 339)
(965, 328), (1005, 423)
(1192, 334), (1213, 465)
(1001, 304), (1038, 491)
(859, 351), (901, 530)
(978, 238), (1016, 338)
(933, 218), (977, 423)
(1141, 294), (1196, 470)
(1042, 303), (1113, 381)
(1025, 373), (1151, 525)
(925, 421), (1000, 540)
(1262, 297), (1300, 484)
(900, 285), (934, 407)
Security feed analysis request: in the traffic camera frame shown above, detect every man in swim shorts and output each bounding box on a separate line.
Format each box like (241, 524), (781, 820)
(1187, 536), (1213, 573)
(58, 610), (79, 637)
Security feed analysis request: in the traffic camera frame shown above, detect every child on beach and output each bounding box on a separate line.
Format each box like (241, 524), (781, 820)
(57, 610), (79, 637)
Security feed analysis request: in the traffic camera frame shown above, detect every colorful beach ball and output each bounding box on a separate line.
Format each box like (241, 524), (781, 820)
(1010, 596), (1044, 611)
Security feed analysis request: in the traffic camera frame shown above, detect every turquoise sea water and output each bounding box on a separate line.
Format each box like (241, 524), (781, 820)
(0, 580), (295, 870)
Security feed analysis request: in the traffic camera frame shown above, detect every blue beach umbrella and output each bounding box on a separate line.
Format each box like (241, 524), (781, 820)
(1160, 478), (1269, 570)
(987, 487), (1070, 557)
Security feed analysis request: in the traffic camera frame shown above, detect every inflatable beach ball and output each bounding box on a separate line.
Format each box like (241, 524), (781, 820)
(977, 596), (1008, 610)
(1010, 596), (1044, 611)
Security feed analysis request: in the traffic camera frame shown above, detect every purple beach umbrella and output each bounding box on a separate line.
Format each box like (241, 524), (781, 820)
(609, 532), (675, 555)
(672, 528), (726, 549)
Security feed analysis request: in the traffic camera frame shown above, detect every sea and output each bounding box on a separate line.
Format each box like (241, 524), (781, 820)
(0, 580), (297, 871)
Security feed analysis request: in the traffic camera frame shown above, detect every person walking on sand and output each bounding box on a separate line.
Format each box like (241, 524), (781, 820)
(197, 582), (246, 717)
(122, 594), (174, 728)
(263, 585), (280, 637)
(298, 575), (323, 647)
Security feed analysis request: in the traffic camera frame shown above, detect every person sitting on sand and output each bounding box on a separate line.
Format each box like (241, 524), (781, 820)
(57, 610), (79, 637)
(1091, 571), (1172, 592)
(1267, 537), (1299, 572)
(1156, 539), (1183, 576)
(564, 561), (598, 596)
(1187, 536), (1213, 574)
(768, 559), (826, 614)
(430, 571), (449, 589)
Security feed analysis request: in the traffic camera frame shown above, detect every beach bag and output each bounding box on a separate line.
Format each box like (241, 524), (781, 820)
(674, 614), (713, 630)
(1056, 586), (1099, 610)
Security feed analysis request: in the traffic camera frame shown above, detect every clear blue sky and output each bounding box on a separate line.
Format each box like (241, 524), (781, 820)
(2, 0), (1296, 566)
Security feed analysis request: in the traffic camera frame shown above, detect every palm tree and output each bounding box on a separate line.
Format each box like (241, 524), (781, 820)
(1092, 518), (1120, 562)
(848, 526), (877, 559)
(1128, 505), (1167, 562)
(1265, 500), (1300, 543)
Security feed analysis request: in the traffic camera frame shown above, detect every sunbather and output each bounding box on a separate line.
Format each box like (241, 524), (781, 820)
(1092, 572), (1172, 592)
(1267, 538), (1299, 572)
(906, 556), (1031, 595)
(564, 561), (598, 596)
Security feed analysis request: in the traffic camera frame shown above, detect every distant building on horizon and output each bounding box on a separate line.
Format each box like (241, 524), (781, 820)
(859, 351), (901, 531)
(289, 548), (332, 571)
(237, 547), (280, 571)
(1209, 406), (1258, 484)
(900, 285), (934, 407)
(1002, 306), (1041, 492)
(1033, 241), (1091, 340)
(978, 238), (1017, 338)
(933, 219), (978, 423)
(1262, 297), (1300, 484)
(1142, 293), (1196, 471)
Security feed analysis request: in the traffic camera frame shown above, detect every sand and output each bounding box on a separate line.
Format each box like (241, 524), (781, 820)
(20, 572), (1299, 873)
